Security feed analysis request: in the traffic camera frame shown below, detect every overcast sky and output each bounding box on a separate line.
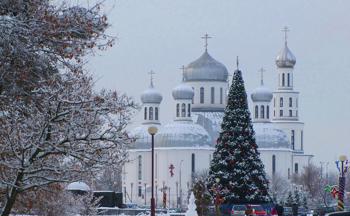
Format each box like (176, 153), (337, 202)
(86, 0), (350, 169)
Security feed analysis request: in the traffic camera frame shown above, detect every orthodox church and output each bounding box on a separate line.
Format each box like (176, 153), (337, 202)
(123, 32), (313, 208)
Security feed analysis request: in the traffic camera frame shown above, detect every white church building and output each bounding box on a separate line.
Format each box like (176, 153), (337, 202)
(123, 33), (313, 208)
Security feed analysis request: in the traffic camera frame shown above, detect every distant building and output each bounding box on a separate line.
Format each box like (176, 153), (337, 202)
(123, 33), (313, 208)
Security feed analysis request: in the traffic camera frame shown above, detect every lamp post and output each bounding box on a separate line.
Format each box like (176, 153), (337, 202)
(179, 160), (184, 209)
(336, 155), (349, 211)
(148, 126), (158, 216)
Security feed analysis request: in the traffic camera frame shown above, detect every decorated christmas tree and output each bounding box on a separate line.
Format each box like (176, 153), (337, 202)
(207, 69), (270, 204)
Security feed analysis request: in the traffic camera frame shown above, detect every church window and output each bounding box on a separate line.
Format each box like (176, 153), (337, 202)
(138, 155), (142, 180)
(260, 105), (265, 119)
(289, 110), (292, 117)
(280, 110), (283, 117)
(191, 153), (195, 174)
(200, 87), (204, 104)
(220, 88), (223, 104)
(296, 110), (298, 117)
(255, 106), (258, 118)
(289, 97), (293, 107)
(211, 87), (215, 104)
(192, 87), (194, 104)
(287, 73), (290, 86)
(301, 130), (304, 150)
(272, 155), (276, 175)
(144, 107), (147, 120)
(274, 110), (276, 117)
(291, 130), (295, 150)
(282, 73), (285, 86)
(187, 104), (191, 117)
(181, 103), (186, 117)
(176, 104), (180, 117)
(267, 106), (270, 119)
(280, 97), (283, 107)
(288, 168), (290, 179)
(149, 107), (153, 120)
(274, 98), (276, 107)
(138, 186), (142, 197)
(295, 163), (299, 174)
(155, 107), (159, 120)
(296, 98), (298, 107)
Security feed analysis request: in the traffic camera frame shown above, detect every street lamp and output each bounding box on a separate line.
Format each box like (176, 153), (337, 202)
(179, 160), (184, 209)
(336, 155), (349, 211)
(148, 126), (158, 216)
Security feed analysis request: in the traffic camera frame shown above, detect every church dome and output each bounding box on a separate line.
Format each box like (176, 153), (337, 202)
(253, 123), (290, 149)
(251, 86), (273, 102)
(184, 51), (228, 82)
(172, 83), (194, 100)
(141, 86), (163, 104)
(156, 121), (211, 147)
(275, 43), (296, 68)
(129, 125), (153, 149)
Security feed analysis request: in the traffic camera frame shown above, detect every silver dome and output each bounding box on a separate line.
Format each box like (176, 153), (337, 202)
(140, 86), (163, 104)
(276, 42), (296, 68)
(251, 86), (273, 102)
(253, 123), (290, 149)
(129, 125), (152, 149)
(157, 121), (211, 147)
(184, 51), (228, 82)
(172, 83), (194, 100)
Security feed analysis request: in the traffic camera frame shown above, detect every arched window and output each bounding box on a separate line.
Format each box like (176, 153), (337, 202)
(211, 87), (215, 104)
(267, 105), (270, 119)
(149, 107), (153, 120)
(282, 73), (285, 86)
(289, 97), (292, 107)
(291, 130), (295, 150)
(280, 110), (283, 117)
(280, 97), (283, 107)
(191, 153), (195, 174)
(176, 104), (180, 117)
(187, 104), (191, 117)
(260, 105), (265, 119)
(295, 163), (299, 174)
(220, 88), (223, 104)
(144, 107), (147, 120)
(192, 87), (194, 104)
(181, 103), (186, 117)
(200, 87), (204, 104)
(255, 105), (258, 118)
(287, 73), (290, 86)
(138, 155), (142, 180)
(155, 107), (159, 120)
(272, 155), (276, 175)
(289, 110), (292, 117)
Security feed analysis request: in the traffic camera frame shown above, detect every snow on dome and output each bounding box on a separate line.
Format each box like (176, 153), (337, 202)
(129, 125), (153, 149)
(157, 121), (211, 148)
(184, 51), (228, 82)
(275, 43), (296, 68)
(172, 83), (194, 100)
(253, 123), (290, 149)
(140, 86), (163, 104)
(66, 181), (91, 192)
(251, 86), (273, 102)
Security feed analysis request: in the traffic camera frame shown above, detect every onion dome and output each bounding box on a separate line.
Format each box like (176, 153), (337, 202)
(275, 42), (296, 68)
(184, 51), (228, 82)
(66, 181), (91, 192)
(172, 83), (194, 100)
(129, 125), (153, 149)
(253, 123), (290, 149)
(251, 86), (273, 102)
(156, 121), (211, 147)
(140, 84), (162, 104)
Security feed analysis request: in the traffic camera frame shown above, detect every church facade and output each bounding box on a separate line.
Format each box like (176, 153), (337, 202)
(123, 33), (313, 208)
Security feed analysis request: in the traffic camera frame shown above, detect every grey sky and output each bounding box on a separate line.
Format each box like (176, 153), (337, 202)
(87, 0), (350, 168)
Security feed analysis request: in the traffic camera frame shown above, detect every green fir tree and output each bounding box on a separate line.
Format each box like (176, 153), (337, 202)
(286, 191), (294, 207)
(207, 69), (270, 204)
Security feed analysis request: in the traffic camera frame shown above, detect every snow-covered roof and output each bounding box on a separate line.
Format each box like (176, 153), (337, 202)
(129, 124), (153, 149)
(66, 181), (91, 191)
(253, 122), (290, 149)
(193, 112), (224, 145)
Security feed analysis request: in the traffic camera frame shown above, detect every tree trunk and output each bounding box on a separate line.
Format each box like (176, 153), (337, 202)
(1, 172), (24, 216)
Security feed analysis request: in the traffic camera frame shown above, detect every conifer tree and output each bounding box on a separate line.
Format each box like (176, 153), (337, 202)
(286, 191), (294, 207)
(207, 69), (270, 204)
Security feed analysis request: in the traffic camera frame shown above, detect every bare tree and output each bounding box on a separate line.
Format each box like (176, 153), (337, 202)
(268, 173), (290, 203)
(0, 1), (136, 215)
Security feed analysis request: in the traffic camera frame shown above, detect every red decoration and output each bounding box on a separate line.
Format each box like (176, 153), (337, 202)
(169, 164), (175, 177)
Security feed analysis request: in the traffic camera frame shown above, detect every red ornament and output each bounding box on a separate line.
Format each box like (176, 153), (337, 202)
(169, 164), (175, 177)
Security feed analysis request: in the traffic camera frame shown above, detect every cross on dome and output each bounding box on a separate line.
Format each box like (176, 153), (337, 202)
(282, 26), (290, 45)
(201, 33), (212, 52)
(259, 67), (265, 86)
(148, 70), (155, 87)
